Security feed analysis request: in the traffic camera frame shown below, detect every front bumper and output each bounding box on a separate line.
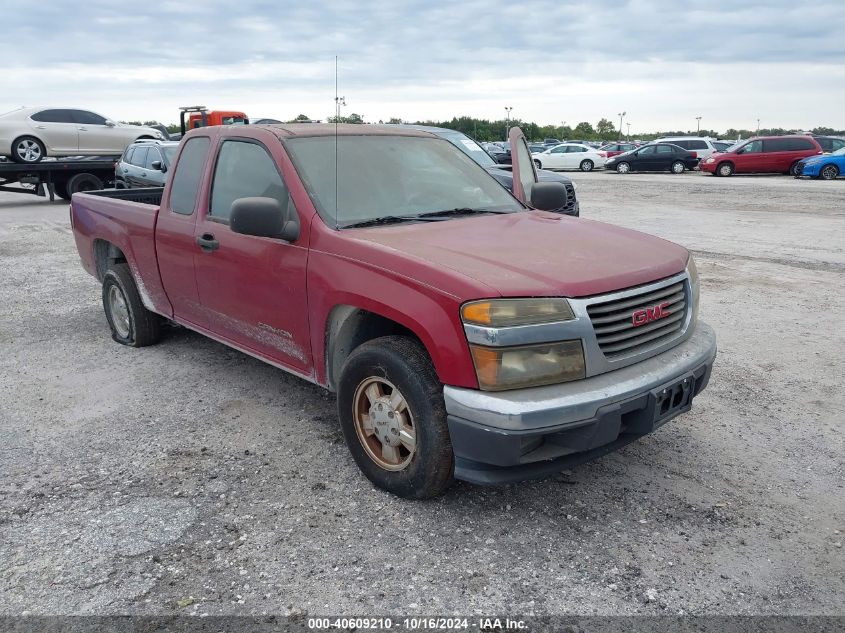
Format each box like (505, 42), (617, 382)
(444, 321), (716, 484)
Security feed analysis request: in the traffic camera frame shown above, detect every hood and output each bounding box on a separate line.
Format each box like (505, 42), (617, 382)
(343, 211), (688, 298)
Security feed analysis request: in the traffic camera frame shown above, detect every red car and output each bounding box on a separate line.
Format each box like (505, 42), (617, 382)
(700, 135), (822, 176)
(70, 124), (716, 498)
(599, 142), (639, 158)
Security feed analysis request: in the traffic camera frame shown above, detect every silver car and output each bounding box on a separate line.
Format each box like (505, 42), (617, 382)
(0, 107), (165, 163)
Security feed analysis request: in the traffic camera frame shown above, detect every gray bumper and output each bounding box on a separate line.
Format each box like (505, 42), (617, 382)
(444, 321), (717, 484)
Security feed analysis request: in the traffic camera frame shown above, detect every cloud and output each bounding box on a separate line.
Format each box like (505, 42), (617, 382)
(0, 0), (842, 131)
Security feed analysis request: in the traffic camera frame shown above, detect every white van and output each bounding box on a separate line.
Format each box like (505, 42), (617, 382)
(654, 137), (720, 160)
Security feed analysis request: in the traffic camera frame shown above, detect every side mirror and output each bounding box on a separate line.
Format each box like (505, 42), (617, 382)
(150, 160), (163, 171)
(230, 196), (299, 242)
(530, 182), (568, 212)
(105, 120), (116, 127)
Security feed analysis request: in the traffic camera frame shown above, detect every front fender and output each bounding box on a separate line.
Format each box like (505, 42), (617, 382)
(307, 250), (478, 390)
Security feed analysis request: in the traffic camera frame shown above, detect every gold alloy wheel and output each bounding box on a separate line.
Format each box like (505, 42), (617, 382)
(352, 377), (417, 471)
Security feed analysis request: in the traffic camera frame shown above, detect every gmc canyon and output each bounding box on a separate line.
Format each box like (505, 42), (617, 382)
(70, 124), (716, 498)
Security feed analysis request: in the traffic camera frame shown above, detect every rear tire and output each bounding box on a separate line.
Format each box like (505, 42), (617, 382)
(820, 164), (839, 180)
(579, 159), (594, 172)
(533, 159), (542, 169)
(337, 336), (454, 499)
(102, 263), (162, 347)
(11, 136), (45, 163)
(67, 172), (103, 196)
(788, 161), (802, 177)
(716, 162), (734, 177)
(670, 160), (685, 174)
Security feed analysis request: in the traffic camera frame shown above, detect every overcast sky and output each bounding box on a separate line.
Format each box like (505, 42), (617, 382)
(2, 0), (843, 133)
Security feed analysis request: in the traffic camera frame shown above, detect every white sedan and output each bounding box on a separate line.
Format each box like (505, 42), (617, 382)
(0, 107), (166, 163)
(531, 143), (607, 172)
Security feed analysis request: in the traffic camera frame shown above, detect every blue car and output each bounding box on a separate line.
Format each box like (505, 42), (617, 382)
(796, 147), (845, 180)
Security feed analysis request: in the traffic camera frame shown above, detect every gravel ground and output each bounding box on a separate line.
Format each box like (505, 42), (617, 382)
(0, 171), (842, 617)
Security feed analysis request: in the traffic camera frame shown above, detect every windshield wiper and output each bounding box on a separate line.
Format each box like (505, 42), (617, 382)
(414, 207), (510, 218)
(341, 215), (442, 229)
(341, 208), (511, 229)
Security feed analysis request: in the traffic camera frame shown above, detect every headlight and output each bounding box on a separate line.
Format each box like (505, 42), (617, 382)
(706, 158), (715, 164)
(461, 298), (574, 327)
(469, 340), (586, 391)
(686, 254), (700, 324)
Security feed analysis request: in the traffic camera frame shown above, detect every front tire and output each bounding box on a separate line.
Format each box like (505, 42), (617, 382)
(579, 159), (594, 172)
(717, 162), (734, 177)
(11, 136), (45, 163)
(820, 164), (839, 180)
(102, 263), (162, 347)
(616, 161), (631, 174)
(337, 336), (454, 499)
(670, 160), (685, 174)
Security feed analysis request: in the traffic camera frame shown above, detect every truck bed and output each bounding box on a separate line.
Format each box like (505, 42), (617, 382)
(70, 189), (173, 317)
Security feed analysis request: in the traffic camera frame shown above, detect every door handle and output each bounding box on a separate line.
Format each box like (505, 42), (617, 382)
(78, 127), (88, 131)
(35, 125), (46, 129)
(196, 233), (219, 252)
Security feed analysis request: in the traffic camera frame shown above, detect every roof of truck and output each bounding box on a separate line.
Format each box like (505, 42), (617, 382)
(265, 123), (436, 138)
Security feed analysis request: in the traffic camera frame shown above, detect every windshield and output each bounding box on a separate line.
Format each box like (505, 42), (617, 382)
(162, 146), (179, 163)
(285, 135), (523, 228)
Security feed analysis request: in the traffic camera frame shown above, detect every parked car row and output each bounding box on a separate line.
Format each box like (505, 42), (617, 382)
(699, 135), (836, 177)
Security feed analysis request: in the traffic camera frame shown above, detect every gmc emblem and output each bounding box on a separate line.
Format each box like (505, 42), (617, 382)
(632, 301), (671, 327)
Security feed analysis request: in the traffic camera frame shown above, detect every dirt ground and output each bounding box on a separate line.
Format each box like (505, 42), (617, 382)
(0, 171), (842, 617)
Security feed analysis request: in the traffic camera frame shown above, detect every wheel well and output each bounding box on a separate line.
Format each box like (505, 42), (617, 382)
(325, 306), (419, 392)
(93, 239), (127, 281)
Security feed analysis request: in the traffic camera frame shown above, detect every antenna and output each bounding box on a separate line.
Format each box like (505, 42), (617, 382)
(333, 57), (346, 230)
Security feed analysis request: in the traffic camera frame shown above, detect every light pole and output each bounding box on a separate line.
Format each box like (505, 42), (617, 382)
(617, 111), (626, 140)
(504, 106), (513, 141)
(626, 122), (631, 139)
(696, 116), (702, 133)
(756, 118), (760, 135)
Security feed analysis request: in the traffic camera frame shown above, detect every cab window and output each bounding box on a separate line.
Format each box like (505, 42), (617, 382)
(169, 136), (210, 215)
(209, 140), (290, 222)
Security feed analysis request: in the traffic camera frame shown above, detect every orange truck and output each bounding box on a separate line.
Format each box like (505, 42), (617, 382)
(179, 106), (248, 135)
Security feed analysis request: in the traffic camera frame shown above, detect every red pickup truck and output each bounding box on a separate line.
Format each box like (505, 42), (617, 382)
(70, 124), (716, 498)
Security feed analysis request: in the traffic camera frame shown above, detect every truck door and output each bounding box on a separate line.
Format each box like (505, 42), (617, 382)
(155, 135), (211, 323)
(191, 136), (312, 373)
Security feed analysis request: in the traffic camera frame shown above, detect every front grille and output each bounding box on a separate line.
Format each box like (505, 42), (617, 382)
(560, 184), (577, 214)
(587, 280), (687, 360)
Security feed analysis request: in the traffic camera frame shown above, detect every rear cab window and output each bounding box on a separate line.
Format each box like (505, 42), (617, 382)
(169, 136), (211, 215)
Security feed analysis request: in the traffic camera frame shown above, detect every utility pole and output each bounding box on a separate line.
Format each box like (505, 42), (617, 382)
(627, 122), (631, 139)
(617, 111), (626, 140)
(504, 106), (513, 141)
(756, 118), (760, 135)
(696, 116), (702, 133)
